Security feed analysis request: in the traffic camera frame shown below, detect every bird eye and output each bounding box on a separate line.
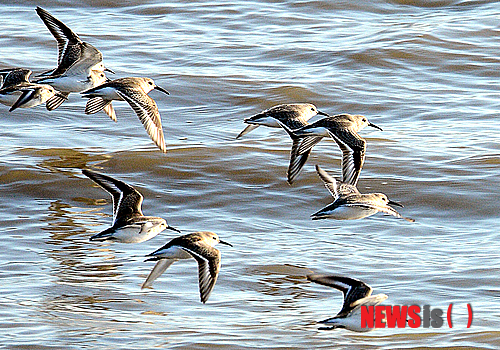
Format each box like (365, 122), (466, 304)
(148, 81), (153, 85)
(311, 107), (315, 111)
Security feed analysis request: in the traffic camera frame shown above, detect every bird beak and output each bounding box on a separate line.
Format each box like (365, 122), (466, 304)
(369, 122), (383, 131)
(55, 92), (68, 100)
(317, 110), (329, 117)
(388, 200), (404, 208)
(166, 225), (181, 233)
(219, 240), (233, 247)
(154, 85), (170, 95)
(104, 67), (115, 74)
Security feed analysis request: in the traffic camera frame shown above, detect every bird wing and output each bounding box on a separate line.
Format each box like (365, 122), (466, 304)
(115, 89), (167, 153)
(315, 165), (359, 200)
(349, 202), (415, 222)
(327, 130), (366, 187)
(82, 169), (143, 225)
(180, 244), (221, 303)
(36, 8), (104, 78)
(307, 274), (373, 317)
(141, 259), (177, 289)
(62, 42), (103, 77)
(8, 88), (37, 112)
(315, 164), (339, 199)
(36, 7), (82, 65)
(287, 148), (312, 185)
(275, 119), (323, 184)
(236, 124), (259, 139)
(0, 68), (32, 88)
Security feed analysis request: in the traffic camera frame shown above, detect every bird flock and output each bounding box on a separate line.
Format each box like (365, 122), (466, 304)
(2, 7), (416, 331)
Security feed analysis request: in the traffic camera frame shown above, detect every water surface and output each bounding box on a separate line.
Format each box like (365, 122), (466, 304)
(0, 0), (499, 348)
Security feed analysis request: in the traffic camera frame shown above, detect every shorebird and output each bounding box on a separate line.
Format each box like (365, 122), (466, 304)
(235, 103), (328, 139)
(35, 7), (113, 110)
(82, 169), (179, 243)
(307, 274), (388, 332)
(0, 68), (66, 112)
(81, 77), (170, 152)
(278, 114), (382, 185)
(312, 165), (414, 222)
(142, 231), (232, 303)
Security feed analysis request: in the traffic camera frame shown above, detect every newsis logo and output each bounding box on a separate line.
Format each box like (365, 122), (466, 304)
(360, 304), (473, 329)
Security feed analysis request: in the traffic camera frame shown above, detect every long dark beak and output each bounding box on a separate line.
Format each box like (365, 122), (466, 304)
(56, 92), (68, 100)
(317, 110), (329, 117)
(166, 225), (181, 233)
(388, 200), (404, 208)
(369, 122), (383, 131)
(154, 85), (170, 95)
(219, 239), (233, 247)
(104, 67), (115, 74)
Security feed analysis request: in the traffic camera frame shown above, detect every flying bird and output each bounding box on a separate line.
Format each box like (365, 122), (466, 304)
(82, 169), (179, 243)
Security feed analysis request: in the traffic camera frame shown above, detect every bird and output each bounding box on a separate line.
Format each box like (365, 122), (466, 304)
(81, 77), (170, 153)
(82, 169), (180, 243)
(311, 165), (414, 222)
(141, 231), (232, 303)
(34, 7), (113, 110)
(278, 113), (382, 185)
(235, 103), (328, 139)
(307, 274), (388, 332)
(0, 68), (67, 112)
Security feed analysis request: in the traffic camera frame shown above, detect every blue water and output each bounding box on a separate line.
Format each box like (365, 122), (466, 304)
(0, 0), (499, 348)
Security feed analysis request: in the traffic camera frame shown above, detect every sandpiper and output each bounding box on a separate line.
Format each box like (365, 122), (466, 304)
(279, 114), (382, 185)
(142, 231), (232, 304)
(235, 103), (328, 139)
(312, 165), (414, 222)
(82, 169), (180, 243)
(0, 68), (66, 112)
(81, 77), (170, 153)
(35, 7), (112, 109)
(307, 274), (388, 332)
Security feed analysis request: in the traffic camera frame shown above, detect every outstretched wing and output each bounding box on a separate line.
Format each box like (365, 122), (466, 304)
(36, 7), (82, 68)
(328, 130), (366, 187)
(0, 68), (32, 88)
(8, 88), (36, 112)
(348, 201), (415, 222)
(307, 274), (373, 317)
(115, 89), (167, 153)
(315, 165), (359, 199)
(82, 169), (143, 224)
(141, 259), (177, 289)
(181, 244), (221, 304)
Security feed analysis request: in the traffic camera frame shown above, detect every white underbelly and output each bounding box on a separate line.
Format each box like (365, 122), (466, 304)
(44, 76), (91, 93)
(318, 206), (378, 220)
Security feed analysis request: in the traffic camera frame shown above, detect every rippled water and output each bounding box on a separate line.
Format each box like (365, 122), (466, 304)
(0, 0), (499, 348)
